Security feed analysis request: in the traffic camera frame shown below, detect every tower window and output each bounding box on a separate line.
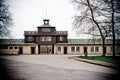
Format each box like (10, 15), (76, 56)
(45, 21), (48, 24)
(42, 28), (51, 32)
(60, 36), (63, 41)
(41, 36), (51, 41)
(28, 36), (33, 41)
(44, 19), (49, 25)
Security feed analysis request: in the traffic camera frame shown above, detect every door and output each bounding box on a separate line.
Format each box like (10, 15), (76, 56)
(19, 47), (23, 54)
(52, 45), (54, 54)
(31, 47), (35, 54)
(84, 47), (87, 53)
(64, 47), (67, 54)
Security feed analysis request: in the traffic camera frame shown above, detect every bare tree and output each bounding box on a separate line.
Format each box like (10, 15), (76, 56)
(111, 0), (115, 56)
(0, 0), (12, 38)
(102, 0), (120, 56)
(71, 0), (112, 56)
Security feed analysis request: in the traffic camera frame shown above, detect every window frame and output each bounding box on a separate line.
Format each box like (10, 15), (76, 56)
(10, 46), (13, 49)
(71, 47), (75, 52)
(41, 36), (51, 42)
(42, 28), (51, 32)
(57, 47), (61, 52)
(95, 47), (99, 52)
(28, 36), (33, 41)
(14, 47), (18, 49)
(60, 36), (64, 41)
(76, 46), (80, 52)
(91, 47), (94, 52)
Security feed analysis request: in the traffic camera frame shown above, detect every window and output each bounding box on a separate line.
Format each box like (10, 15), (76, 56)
(111, 46), (118, 52)
(60, 36), (63, 41)
(71, 47), (75, 52)
(10, 47), (13, 49)
(91, 47), (94, 52)
(76, 46), (80, 52)
(14, 47), (18, 49)
(115, 46), (119, 52)
(42, 28), (51, 32)
(41, 36), (51, 41)
(28, 36), (33, 41)
(58, 47), (61, 52)
(95, 47), (99, 52)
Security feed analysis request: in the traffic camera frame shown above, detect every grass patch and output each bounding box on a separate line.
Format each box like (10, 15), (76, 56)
(79, 56), (119, 63)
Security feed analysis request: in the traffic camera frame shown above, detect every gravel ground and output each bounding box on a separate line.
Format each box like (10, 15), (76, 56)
(0, 55), (118, 80)
(0, 55), (119, 80)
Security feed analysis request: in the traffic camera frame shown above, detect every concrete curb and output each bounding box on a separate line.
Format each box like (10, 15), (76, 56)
(68, 56), (117, 70)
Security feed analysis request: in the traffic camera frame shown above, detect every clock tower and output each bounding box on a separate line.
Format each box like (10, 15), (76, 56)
(24, 19), (68, 54)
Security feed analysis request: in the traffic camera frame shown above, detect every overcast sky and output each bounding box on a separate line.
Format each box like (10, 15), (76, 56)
(7, 0), (86, 39)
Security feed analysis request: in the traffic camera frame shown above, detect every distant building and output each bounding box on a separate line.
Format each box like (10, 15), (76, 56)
(0, 19), (120, 55)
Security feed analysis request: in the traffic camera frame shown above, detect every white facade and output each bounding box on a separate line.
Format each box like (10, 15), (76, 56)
(54, 45), (115, 55)
(0, 40), (120, 55)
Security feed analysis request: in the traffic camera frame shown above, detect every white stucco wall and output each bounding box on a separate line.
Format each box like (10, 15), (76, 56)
(54, 44), (113, 55)
(0, 44), (119, 55)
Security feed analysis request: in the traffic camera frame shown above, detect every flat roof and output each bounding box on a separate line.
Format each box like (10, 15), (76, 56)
(0, 39), (37, 45)
(0, 39), (119, 45)
(57, 39), (120, 45)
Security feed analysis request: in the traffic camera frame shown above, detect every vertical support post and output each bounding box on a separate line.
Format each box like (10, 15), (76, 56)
(52, 45), (54, 54)
(38, 45), (40, 54)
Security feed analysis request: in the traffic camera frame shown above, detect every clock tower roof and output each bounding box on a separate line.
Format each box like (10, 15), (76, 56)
(37, 19), (55, 28)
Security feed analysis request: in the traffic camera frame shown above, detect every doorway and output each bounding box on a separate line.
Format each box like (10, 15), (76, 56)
(84, 47), (87, 53)
(38, 45), (40, 54)
(19, 47), (23, 54)
(40, 45), (52, 54)
(31, 47), (35, 54)
(64, 47), (67, 54)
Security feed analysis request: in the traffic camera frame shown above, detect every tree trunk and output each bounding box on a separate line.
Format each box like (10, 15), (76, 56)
(102, 38), (106, 56)
(111, 0), (115, 56)
(86, 0), (107, 56)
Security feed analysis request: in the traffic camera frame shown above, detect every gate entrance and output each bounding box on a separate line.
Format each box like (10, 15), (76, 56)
(40, 45), (52, 54)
